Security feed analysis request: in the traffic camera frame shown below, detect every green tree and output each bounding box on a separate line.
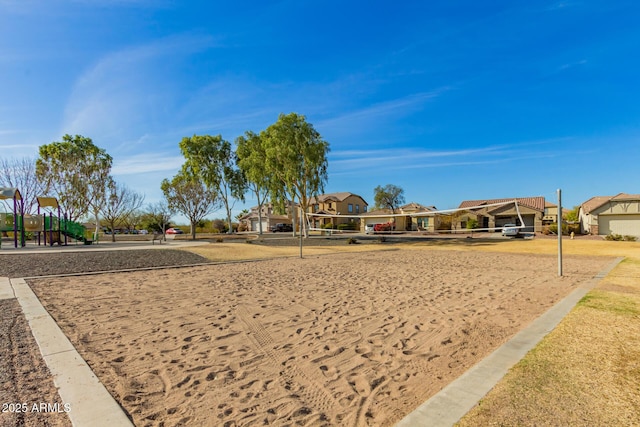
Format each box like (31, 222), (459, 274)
(262, 113), (329, 238)
(36, 134), (112, 222)
(179, 135), (246, 234)
(565, 205), (580, 222)
(235, 209), (249, 223)
(373, 184), (405, 214)
(160, 170), (219, 240)
(100, 180), (145, 242)
(143, 201), (174, 238)
(236, 131), (270, 234)
(466, 217), (479, 230)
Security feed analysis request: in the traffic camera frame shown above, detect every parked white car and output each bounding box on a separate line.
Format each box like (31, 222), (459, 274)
(501, 224), (520, 236)
(365, 224), (376, 234)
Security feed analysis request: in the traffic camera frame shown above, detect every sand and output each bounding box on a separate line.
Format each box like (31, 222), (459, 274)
(24, 249), (611, 427)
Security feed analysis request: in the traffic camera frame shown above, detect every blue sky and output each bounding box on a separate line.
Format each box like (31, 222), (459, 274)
(2, 0), (639, 221)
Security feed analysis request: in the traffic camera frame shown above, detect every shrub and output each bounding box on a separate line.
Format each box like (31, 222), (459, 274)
(547, 223), (580, 236)
(347, 237), (358, 244)
(378, 236), (386, 243)
(215, 237), (224, 243)
(466, 219), (479, 230)
(322, 223), (334, 229)
(337, 222), (357, 231)
(607, 234), (638, 241)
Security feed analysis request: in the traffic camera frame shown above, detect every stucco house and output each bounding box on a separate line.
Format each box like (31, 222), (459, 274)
(307, 192), (368, 229)
(360, 202), (439, 232)
(543, 202), (560, 226)
(456, 197), (546, 232)
(579, 193), (640, 236)
(239, 201), (296, 232)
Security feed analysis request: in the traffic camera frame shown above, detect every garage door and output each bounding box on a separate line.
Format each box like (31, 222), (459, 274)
(495, 214), (535, 231)
(599, 215), (640, 236)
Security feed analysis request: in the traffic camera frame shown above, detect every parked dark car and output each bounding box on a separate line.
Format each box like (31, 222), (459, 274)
(271, 223), (293, 232)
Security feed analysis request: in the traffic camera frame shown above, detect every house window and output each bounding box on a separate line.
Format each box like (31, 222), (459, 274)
(348, 204), (353, 213)
(314, 204), (319, 212)
(356, 204), (360, 213)
(363, 206), (367, 212)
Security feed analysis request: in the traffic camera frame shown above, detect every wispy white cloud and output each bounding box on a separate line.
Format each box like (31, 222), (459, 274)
(62, 33), (218, 145)
(329, 138), (571, 175)
(0, 143), (40, 159)
(557, 59), (588, 72)
(545, 1), (578, 11)
(111, 152), (184, 176)
(317, 88), (450, 132)
(68, 0), (170, 6)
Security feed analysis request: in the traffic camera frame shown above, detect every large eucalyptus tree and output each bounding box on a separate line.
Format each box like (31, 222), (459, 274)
(179, 135), (246, 234)
(262, 113), (329, 238)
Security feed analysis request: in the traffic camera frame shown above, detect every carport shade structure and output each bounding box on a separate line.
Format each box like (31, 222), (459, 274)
(0, 187), (25, 248)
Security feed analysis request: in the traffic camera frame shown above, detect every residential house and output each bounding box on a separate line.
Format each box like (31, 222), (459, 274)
(360, 202), (439, 232)
(579, 193), (640, 236)
(456, 197), (546, 232)
(543, 202), (559, 226)
(307, 192), (368, 229)
(543, 202), (571, 227)
(239, 202), (296, 232)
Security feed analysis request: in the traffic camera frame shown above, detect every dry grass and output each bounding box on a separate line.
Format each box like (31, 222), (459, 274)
(455, 243), (640, 426)
(181, 237), (640, 425)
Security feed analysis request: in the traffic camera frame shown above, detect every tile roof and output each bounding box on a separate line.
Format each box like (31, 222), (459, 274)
(400, 202), (437, 211)
(309, 192), (368, 204)
(458, 196), (545, 212)
(360, 208), (395, 217)
(581, 193), (640, 214)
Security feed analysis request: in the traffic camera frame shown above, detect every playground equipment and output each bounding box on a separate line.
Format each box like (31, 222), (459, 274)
(37, 197), (91, 246)
(0, 187), (26, 248)
(0, 190), (91, 249)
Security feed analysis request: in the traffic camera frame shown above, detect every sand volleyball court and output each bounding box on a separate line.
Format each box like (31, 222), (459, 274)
(29, 249), (610, 426)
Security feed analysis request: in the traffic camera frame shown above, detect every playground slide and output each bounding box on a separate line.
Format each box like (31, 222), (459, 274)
(43, 217), (89, 243)
(60, 218), (88, 243)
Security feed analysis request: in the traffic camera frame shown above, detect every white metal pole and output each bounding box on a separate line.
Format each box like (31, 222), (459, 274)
(558, 188), (563, 277)
(299, 206), (303, 258)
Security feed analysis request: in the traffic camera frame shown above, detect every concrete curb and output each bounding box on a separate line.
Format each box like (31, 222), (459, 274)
(396, 256), (624, 427)
(11, 278), (134, 427)
(0, 276), (14, 300)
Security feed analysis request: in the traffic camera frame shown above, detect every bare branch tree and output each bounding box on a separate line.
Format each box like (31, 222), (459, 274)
(146, 201), (174, 240)
(100, 179), (145, 242)
(0, 157), (45, 214)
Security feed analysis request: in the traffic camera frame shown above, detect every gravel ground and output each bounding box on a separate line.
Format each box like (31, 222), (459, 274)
(0, 249), (211, 279)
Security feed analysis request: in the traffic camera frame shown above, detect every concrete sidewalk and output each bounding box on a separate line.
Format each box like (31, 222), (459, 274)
(396, 256), (624, 427)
